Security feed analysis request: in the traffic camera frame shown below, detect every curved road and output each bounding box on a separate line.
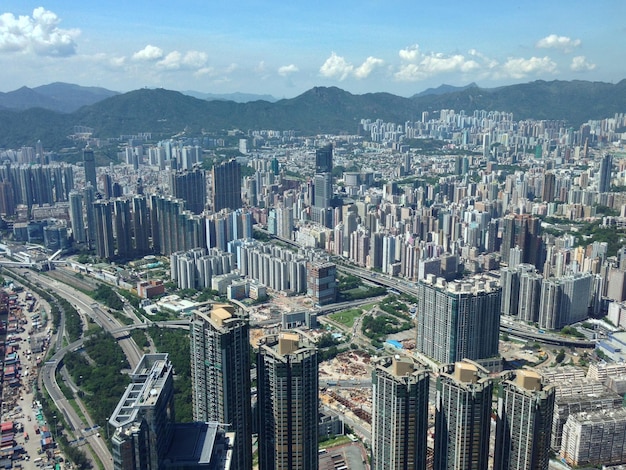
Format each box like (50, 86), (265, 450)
(14, 269), (144, 469)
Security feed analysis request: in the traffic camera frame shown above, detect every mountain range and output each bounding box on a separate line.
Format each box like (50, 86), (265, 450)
(0, 82), (119, 113)
(1, 79), (625, 151)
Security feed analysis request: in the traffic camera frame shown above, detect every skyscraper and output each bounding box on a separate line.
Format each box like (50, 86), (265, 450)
(93, 200), (115, 260)
(538, 274), (593, 329)
(83, 147), (97, 190)
(190, 304), (252, 470)
(542, 172), (556, 203)
(494, 370), (555, 470)
(434, 360), (493, 470)
(312, 172), (333, 227)
(109, 354), (176, 469)
(113, 198), (132, 259)
(109, 354), (233, 470)
(306, 261), (337, 306)
(416, 275), (501, 364)
(500, 214), (543, 269)
(83, 183), (97, 249)
(598, 154), (613, 193)
(172, 168), (207, 215)
(315, 143), (333, 174)
(132, 195), (150, 254)
(69, 190), (86, 244)
(371, 356), (429, 470)
(257, 333), (318, 470)
(212, 159), (242, 212)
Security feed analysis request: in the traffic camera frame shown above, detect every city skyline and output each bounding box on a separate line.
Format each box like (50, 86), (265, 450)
(1, 1), (624, 98)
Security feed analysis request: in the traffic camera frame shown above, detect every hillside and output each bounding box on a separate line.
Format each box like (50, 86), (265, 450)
(1, 79), (625, 150)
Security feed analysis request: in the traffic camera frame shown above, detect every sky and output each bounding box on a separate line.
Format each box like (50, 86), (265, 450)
(1, 1), (625, 98)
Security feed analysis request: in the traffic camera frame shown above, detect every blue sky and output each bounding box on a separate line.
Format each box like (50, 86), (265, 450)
(1, 1), (624, 98)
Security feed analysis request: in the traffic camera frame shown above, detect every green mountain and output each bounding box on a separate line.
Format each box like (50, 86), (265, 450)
(1, 79), (625, 151)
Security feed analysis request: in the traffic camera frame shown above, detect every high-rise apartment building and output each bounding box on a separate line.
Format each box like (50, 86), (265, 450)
(500, 214), (543, 269)
(416, 275), (501, 364)
(190, 304), (252, 470)
(132, 195), (150, 255)
(83, 147), (97, 190)
(257, 333), (318, 470)
(113, 198), (133, 259)
(518, 269), (542, 323)
(0, 181), (15, 216)
(69, 190), (86, 244)
(171, 168), (207, 215)
(83, 183), (97, 249)
(371, 356), (429, 470)
(542, 172), (556, 203)
(538, 274), (593, 329)
(93, 200), (115, 260)
(494, 370), (555, 470)
(434, 360), (493, 470)
(212, 159), (242, 212)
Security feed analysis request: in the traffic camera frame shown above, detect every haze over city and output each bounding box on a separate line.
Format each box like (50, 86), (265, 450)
(1, 0), (625, 98)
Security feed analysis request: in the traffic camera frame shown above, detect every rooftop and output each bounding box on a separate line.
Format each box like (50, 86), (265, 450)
(109, 353), (172, 429)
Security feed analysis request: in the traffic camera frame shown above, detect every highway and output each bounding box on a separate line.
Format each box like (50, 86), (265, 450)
(336, 263), (597, 348)
(500, 317), (596, 348)
(9, 268), (147, 469)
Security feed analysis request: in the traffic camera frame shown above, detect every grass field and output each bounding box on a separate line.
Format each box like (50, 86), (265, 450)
(330, 308), (363, 328)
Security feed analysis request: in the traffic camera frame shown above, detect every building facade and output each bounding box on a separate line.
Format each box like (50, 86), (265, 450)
(257, 333), (318, 470)
(109, 354), (176, 470)
(416, 275), (501, 364)
(434, 361), (493, 470)
(494, 370), (555, 470)
(371, 356), (429, 470)
(190, 304), (252, 470)
(306, 261), (337, 306)
(212, 159), (242, 212)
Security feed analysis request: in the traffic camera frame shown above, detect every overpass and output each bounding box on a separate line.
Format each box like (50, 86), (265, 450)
(502, 323), (595, 348)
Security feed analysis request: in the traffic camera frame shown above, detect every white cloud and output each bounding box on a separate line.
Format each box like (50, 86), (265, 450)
(319, 52), (353, 80)
(195, 63), (237, 80)
(499, 56), (557, 79)
(0, 7), (79, 57)
(570, 55), (596, 72)
(354, 57), (384, 79)
(395, 45), (481, 81)
(421, 53), (480, 74)
(468, 49), (498, 69)
(195, 66), (216, 77)
(182, 50), (208, 68)
(536, 34), (581, 52)
(278, 64), (299, 76)
(109, 56), (126, 68)
(157, 51), (181, 69)
(132, 45), (163, 61)
(399, 44), (421, 62)
(155, 50), (207, 70)
(319, 53), (384, 80)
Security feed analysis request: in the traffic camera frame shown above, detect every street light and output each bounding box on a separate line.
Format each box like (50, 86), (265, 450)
(52, 415), (57, 439)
